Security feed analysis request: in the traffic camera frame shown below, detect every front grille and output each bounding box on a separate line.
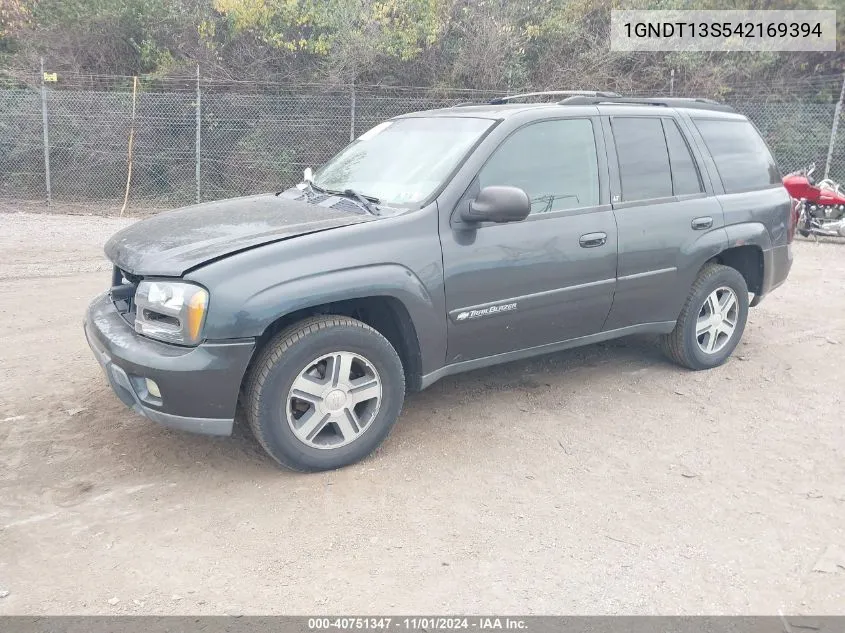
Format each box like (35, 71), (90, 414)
(110, 266), (140, 325)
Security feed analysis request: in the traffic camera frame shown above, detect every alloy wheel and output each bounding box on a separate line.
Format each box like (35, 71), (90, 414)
(285, 351), (382, 449)
(695, 286), (739, 355)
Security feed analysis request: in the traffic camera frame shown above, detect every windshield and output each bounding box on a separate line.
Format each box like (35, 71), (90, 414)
(313, 117), (493, 207)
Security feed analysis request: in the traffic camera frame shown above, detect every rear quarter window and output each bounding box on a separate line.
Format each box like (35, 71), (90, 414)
(693, 119), (781, 194)
(662, 118), (703, 196)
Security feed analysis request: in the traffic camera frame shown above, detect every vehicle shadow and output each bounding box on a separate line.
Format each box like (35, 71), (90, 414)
(242, 334), (663, 467)
(62, 334), (671, 479)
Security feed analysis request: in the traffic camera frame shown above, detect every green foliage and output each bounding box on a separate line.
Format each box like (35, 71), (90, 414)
(1, 0), (841, 93)
(12, 0), (211, 74)
(0, 0), (29, 59)
(1, 0), (30, 38)
(210, 0), (443, 72)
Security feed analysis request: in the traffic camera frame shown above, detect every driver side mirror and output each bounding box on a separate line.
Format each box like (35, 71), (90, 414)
(461, 186), (530, 224)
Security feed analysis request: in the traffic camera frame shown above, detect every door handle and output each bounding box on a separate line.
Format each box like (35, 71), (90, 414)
(579, 232), (607, 248)
(691, 216), (713, 230)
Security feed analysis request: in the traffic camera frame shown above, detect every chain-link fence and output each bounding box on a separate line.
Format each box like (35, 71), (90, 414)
(1, 74), (843, 211)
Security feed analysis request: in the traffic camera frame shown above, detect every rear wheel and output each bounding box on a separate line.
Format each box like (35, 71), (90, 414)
(244, 315), (405, 471)
(661, 263), (749, 370)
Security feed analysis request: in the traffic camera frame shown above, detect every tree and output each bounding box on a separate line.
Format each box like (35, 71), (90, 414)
(212, 0), (443, 81)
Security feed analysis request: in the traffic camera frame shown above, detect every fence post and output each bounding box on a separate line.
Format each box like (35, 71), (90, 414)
(195, 65), (201, 205)
(349, 82), (356, 141)
(119, 76), (139, 216)
(39, 58), (52, 207)
(824, 72), (845, 180)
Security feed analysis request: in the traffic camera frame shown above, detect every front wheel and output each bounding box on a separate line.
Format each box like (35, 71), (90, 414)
(798, 209), (811, 237)
(660, 263), (749, 370)
(244, 315), (405, 472)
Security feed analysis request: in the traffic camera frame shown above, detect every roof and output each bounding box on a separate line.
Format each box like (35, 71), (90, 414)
(396, 95), (742, 121)
(398, 103), (558, 120)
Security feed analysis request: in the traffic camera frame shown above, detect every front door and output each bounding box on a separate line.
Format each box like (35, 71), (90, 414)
(441, 117), (618, 364)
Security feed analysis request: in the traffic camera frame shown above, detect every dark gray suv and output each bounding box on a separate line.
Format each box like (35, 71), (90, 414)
(84, 93), (795, 471)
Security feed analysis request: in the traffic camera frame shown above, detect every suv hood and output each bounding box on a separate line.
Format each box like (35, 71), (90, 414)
(105, 194), (372, 276)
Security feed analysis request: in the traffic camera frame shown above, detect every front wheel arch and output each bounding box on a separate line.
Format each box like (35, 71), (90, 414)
(245, 295), (423, 394)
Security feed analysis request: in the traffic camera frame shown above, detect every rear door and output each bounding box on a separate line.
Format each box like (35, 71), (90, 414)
(602, 113), (726, 330)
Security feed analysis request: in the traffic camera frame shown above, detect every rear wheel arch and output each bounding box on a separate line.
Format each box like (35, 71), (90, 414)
(715, 222), (774, 296)
(672, 230), (765, 323)
(711, 244), (764, 295)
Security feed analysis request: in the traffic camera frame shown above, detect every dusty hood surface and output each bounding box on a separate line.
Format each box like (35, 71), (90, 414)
(105, 194), (371, 276)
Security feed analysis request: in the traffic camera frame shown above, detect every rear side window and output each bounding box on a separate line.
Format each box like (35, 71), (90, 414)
(662, 119), (703, 196)
(694, 119), (780, 193)
(611, 117), (673, 201)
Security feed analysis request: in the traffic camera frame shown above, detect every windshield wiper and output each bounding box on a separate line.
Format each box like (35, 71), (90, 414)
(339, 188), (380, 215)
(305, 181), (377, 215)
(292, 179), (381, 215)
(303, 179), (325, 196)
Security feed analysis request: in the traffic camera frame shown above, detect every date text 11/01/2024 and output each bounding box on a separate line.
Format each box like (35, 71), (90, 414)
(308, 618), (528, 630)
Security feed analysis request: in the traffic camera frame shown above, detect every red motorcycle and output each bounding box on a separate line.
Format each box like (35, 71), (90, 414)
(782, 163), (845, 238)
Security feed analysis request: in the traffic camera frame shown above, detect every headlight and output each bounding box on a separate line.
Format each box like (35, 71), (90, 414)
(134, 280), (209, 346)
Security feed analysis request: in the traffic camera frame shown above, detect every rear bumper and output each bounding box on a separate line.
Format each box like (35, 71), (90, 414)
(759, 243), (793, 298)
(752, 243), (792, 306)
(84, 292), (255, 436)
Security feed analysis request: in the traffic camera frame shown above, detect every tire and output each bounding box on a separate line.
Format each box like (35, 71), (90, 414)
(798, 209), (812, 237)
(660, 263), (749, 370)
(244, 315), (405, 472)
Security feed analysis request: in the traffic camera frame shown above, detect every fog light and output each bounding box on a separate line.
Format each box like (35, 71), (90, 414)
(145, 378), (161, 399)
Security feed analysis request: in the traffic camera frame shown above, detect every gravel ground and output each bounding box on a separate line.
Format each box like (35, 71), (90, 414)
(0, 211), (844, 615)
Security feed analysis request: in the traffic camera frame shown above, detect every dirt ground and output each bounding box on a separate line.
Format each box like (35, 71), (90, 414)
(1, 211), (844, 615)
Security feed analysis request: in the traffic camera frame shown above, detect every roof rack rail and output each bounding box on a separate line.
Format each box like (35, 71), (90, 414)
(558, 95), (735, 113)
(489, 90), (619, 105)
